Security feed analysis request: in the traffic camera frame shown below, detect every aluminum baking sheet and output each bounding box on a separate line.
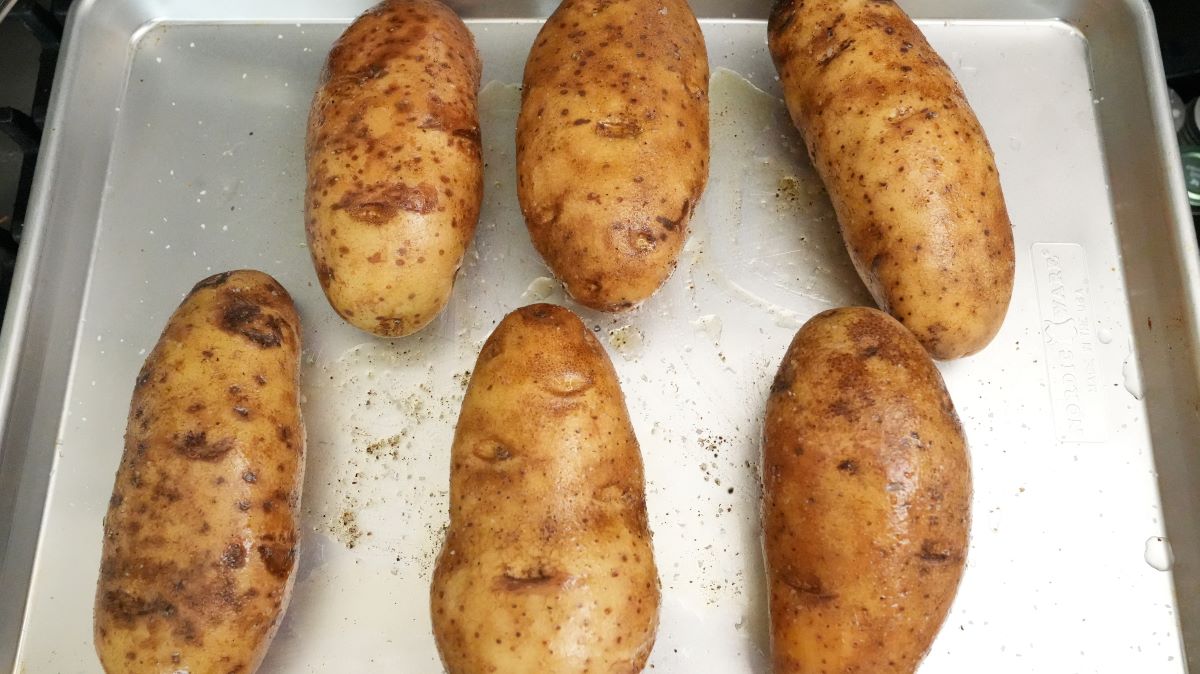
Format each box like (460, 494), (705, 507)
(3, 0), (1200, 672)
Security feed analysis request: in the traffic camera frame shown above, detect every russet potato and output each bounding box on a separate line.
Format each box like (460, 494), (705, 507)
(764, 306), (971, 673)
(768, 0), (1015, 359)
(95, 270), (304, 674)
(432, 304), (659, 673)
(517, 0), (710, 311)
(306, 0), (482, 336)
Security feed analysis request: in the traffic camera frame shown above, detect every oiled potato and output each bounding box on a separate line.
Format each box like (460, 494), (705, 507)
(768, 0), (1015, 359)
(432, 304), (659, 673)
(763, 307), (971, 674)
(95, 270), (304, 674)
(517, 0), (709, 311)
(306, 0), (482, 336)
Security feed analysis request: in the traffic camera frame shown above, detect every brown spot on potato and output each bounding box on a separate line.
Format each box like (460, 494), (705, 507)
(219, 300), (283, 348)
(221, 543), (247, 569)
(817, 39), (856, 68)
(781, 572), (839, 605)
(174, 431), (235, 461)
(836, 459), (859, 474)
(497, 566), (565, 592)
(918, 540), (958, 564)
(102, 589), (175, 625)
(331, 181), (438, 224)
(770, 360), (796, 394)
(188, 271), (233, 295)
(451, 126), (482, 146)
(595, 115), (642, 138)
(258, 544), (295, 579)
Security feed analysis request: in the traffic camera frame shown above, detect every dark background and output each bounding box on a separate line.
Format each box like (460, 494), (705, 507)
(1153, 0), (1200, 100)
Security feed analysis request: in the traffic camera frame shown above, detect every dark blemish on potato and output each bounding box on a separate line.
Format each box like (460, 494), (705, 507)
(233, 406), (250, 418)
(242, 470), (257, 483)
(331, 181), (438, 224)
(220, 300), (283, 348)
(375, 316), (408, 334)
(237, 499), (251, 512)
(781, 572), (839, 605)
(828, 399), (855, 419)
(918, 540), (957, 564)
(189, 271), (234, 295)
(255, 374), (267, 386)
(258, 544), (295, 579)
(817, 38), (855, 68)
(135, 365), (154, 389)
(595, 116), (642, 139)
(770, 361), (795, 394)
(186, 402), (205, 413)
(451, 126), (482, 146)
(418, 115), (446, 130)
(655, 215), (678, 231)
(837, 459), (859, 474)
(572, 118), (591, 126)
(102, 589), (176, 625)
(498, 566), (563, 592)
(221, 543), (247, 569)
(316, 261), (335, 287)
(174, 431), (235, 461)
(768, 0), (798, 35)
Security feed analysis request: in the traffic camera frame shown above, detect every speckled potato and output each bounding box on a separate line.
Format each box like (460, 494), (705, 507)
(431, 304), (659, 673)
(94, 270), (304, 674)
(306, 0), (482, 336)
(763, 307), (971, 674)
(517, 0), (709, 311)
(768, 0), (1015, 359)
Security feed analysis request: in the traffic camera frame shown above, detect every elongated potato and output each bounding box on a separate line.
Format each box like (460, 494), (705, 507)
(431, 304), (659, 673)
(763, 307), (970, 674)
(306, 0), (482, 336)
(517, 0), (709, 311)
(768, 0), (1015, 359)
(95, 270), (304, 674)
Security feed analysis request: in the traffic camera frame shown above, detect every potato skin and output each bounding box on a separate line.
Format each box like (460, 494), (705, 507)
(517, 0), (709, 311)
(763, 307), (970, 674)
(94, 270), (304, 674)
(768, 0), (1015, 359)
(306, 0), (482, 336)
(431, 304), (659, 673)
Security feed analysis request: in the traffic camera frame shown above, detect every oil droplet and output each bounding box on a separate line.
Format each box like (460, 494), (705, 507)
(1097, 327), (1113, 344)
(1145, 536), (1173, 572)
(521, 276), (559, 303)
(1122, 348), (1144, 400)
(607, 325), (645, 361)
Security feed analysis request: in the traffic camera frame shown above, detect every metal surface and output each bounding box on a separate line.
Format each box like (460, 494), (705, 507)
(2, 0), (1199, 672)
